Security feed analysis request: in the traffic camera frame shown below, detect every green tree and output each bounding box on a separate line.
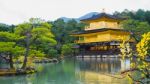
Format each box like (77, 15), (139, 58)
(113, 9), (150, 25)
(0, 32), (24, 69)
(122, 19), (150, 42)
(15, 22), (32, 69)
(50, 19), (85, 55)
(135, 9), (146, 21)
(145, 11), (150, 24)
(0, 42), (24, 69)
(0, 23), (10, 31)
(0, 32), (16, 41)
(0, 23), (15, 32)
(61, 43), (74, 56)
(47, 49), (58, 57)
(15, 18), (56, 69)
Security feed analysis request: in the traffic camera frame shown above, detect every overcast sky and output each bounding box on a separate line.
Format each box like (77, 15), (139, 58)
(0, 0), (150, 24)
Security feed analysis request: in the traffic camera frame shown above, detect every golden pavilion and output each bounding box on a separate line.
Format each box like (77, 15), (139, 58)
(72, 12), (135, 54)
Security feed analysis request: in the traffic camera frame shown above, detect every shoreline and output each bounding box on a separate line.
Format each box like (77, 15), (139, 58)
(0, 68), (36, 76)
(0, 58), (59, 76)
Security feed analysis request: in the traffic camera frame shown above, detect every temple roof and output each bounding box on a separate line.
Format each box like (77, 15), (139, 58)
(80, 13), (124, 21)
(71, 28), (129, 35)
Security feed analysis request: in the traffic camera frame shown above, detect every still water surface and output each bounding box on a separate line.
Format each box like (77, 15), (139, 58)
(0, 58), (130, 84)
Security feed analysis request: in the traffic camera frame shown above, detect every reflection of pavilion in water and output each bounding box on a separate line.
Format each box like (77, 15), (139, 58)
(75, 57), (130, 84)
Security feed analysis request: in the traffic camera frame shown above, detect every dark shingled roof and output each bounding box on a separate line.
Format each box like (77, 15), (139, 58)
(72, 28), (129, 35)
(80, 13), (124, 21)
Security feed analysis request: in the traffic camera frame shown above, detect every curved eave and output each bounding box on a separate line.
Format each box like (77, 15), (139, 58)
(80, 18), (124, 22)
(71, 28), (130, 36)
(80, 13), (125, 22)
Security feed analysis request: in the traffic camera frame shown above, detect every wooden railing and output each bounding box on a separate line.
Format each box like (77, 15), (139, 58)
(74, 40), (84, 43)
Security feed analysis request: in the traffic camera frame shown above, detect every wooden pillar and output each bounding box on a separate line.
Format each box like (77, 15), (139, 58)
(82, 49), (84, 58)
(101, 54), (102, 58)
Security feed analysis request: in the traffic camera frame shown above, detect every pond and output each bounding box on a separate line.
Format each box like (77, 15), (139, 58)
(0, 57), (131, 84)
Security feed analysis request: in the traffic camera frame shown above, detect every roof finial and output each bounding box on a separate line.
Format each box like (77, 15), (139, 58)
(102, 8), (105, 13)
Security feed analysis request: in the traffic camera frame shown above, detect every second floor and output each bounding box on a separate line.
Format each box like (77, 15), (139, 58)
(85, 20), (122, 30)
(80, 13), (124, 31)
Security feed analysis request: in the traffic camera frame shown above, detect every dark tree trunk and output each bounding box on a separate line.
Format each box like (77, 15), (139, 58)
(9, 54), (14, 69)
(22, 33), (30, 69)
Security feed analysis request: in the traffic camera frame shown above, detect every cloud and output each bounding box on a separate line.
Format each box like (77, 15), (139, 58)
(0, 0), (149, 24)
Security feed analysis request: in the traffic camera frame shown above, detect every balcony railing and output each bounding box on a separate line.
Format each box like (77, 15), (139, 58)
(75, 39), (98, 43)
(74, 40), (85, 43)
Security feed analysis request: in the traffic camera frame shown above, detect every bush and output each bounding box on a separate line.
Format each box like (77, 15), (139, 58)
(47, 49), (58, 58)
(29, 50), (45, 57)
(61, 43), (74, 56)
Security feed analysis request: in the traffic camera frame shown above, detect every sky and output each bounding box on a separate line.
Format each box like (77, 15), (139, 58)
(0, 0), (150, 25)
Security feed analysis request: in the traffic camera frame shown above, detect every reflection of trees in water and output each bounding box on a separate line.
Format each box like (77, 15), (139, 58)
(75, 58), (130, 84)
(77, 58), (129, 73)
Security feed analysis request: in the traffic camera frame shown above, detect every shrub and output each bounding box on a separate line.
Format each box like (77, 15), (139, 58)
(47, 49), (58, 58)
(61, 43), (74, 56)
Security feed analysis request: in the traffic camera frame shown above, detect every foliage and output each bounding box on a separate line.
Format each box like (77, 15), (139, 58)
(50, 19), (85, 55)
(47, 49), (58, 57)
(136, 32), (150, 58)
(122, 19), (150, 42)
(0, 42), (24, 69)
(61, 43), (74, 56)
(119, 36), (132, 59)
(14, 18), (57, 69)
(29, 50), (45, 57)
(31, 27), (56, 49)
(115, 9), (150, 42)
(0, 32), (17, 42)
(121, 32), (150, 84)
(15, 22), (32, 36)
(0, 18), (58, 69)
(0, 42), (15, 53)
(0, 23), (15, 32)
(0, 42), (24, 56)
(0, 31), (25, 69)
(114, 9), (150, 24)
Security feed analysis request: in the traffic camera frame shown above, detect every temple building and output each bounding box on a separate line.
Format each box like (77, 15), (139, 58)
(72, 12), (135, 55)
